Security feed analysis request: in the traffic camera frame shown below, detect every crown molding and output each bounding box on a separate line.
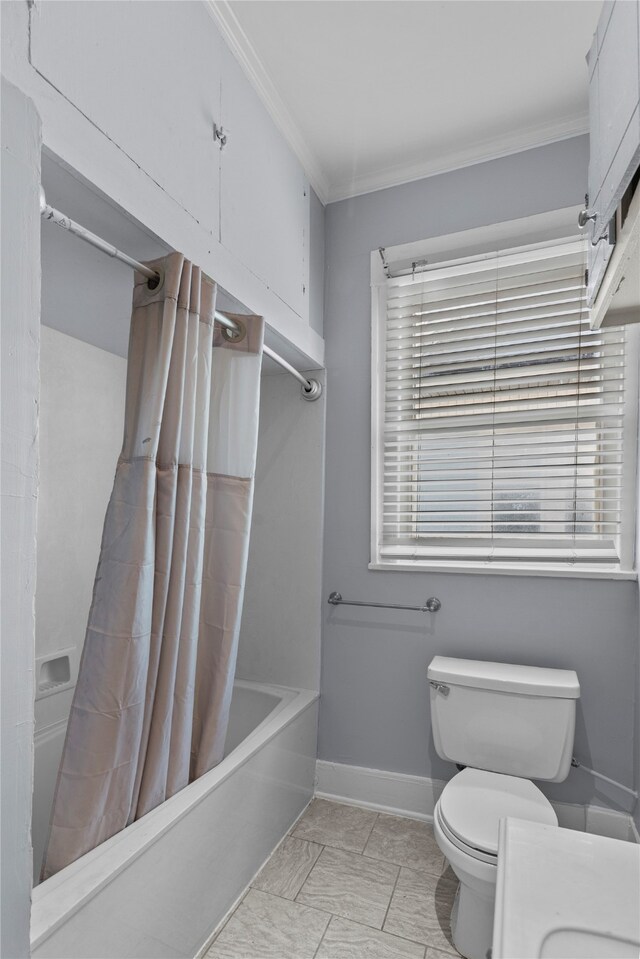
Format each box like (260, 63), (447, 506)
(326, 113), (589, 203)
(204, 0), (330, 205)
(204, 1), (588, 208)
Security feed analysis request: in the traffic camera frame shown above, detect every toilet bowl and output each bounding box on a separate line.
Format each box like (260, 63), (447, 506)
(427, 656), (580, 959)
(432, 767), (557, 959)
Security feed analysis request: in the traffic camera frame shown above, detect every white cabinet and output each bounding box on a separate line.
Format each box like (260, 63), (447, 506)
(27, 2), (316, 331)
(218, 48), (309, 321)
(586, 0), (640, 305)
(30, 1), (223, 240)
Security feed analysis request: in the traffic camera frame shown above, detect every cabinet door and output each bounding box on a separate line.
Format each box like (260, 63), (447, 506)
(587, 0), (640, 303)
(589, 0), (640, 232)
(30, 1), (222, 237)
(219, 49), (309, 321)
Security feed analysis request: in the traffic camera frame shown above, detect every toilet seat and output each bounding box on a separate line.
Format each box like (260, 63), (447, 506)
(437, 768), (557, 860)
(436, 803), (498, 864)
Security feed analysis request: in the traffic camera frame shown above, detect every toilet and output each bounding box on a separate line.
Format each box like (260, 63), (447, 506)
(427, 656), (580, 959)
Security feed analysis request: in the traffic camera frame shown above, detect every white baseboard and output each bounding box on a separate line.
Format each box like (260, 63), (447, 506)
(315, 760), (638, 842)
(315, 760), (444, 822)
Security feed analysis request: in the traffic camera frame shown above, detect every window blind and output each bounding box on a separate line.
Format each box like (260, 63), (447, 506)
(379, 238), (628, 567)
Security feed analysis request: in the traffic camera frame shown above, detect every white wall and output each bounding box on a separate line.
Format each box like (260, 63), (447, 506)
(237, 371), (326, 692)
(32, 328), (127, 882)
(36, 328), (127, 669)
(1, 77), (40, 959)
(1, 0), (324, 368)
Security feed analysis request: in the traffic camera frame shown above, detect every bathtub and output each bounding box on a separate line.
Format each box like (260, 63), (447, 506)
(31, 680), (319, 959)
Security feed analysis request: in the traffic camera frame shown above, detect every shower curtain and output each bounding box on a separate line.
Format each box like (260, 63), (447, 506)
(42, 253), (264, 880)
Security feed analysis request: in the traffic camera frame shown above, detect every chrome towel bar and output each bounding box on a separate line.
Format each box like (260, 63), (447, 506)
(328, 591), (441, 613)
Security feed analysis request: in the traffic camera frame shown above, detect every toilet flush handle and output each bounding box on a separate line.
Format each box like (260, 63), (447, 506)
(429, 681), (450, 696)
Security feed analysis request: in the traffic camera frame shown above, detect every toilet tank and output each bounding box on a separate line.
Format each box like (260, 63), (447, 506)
(428, 657), (580, 782)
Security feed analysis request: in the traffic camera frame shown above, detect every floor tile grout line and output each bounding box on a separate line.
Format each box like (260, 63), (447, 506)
(210, 801), (458, 958)
(294, 851), (402, 934)
(314, 913), (431, 959)
(311, 911), (334, 959)
(380, 859), (403, 932)
(360, 809), (380, 855)
(294, 839), (446, 877)
(296, 840), (331, 901)
(251, 836), (325, 901)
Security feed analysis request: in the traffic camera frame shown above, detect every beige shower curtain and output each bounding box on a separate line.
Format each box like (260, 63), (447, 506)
(42, 253), (264, 880)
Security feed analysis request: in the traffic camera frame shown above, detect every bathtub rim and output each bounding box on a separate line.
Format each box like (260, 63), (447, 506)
(31, 680), (319, 950)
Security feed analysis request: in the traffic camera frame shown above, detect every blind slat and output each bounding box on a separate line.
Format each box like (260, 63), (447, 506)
(378, 237), (628, 567)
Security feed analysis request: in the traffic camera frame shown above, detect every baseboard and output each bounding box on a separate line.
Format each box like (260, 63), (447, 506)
(315, 759), (638, 842)
(315, 760), (444, 822)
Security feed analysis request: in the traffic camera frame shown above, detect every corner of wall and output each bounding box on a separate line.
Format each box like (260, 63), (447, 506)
(1, 75), (41, 959)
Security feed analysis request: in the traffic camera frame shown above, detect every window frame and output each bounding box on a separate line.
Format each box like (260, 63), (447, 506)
(370, 208), (639, 579)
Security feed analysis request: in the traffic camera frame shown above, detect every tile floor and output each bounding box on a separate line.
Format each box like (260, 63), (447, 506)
(204, 799), (461, 959)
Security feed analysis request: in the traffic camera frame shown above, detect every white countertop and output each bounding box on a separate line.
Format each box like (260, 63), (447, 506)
(493, 818), (640, 959)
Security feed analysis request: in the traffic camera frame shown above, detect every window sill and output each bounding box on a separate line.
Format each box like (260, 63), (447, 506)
(368, 561), (637, 581)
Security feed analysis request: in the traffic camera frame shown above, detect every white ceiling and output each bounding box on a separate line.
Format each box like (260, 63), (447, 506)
(210, 0), (602, 204)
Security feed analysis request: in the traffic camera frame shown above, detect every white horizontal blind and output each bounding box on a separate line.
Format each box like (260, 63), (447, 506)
(380, 238), (628, 567)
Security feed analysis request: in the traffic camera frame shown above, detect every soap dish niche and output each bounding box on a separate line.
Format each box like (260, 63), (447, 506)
(35, 648), (78, 699)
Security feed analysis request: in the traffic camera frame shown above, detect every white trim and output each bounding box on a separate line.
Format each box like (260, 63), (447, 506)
(315, 760), (639, 843)
(372, 207), (583, 284)
(328, 115), (589, 204)
(315, 760), (444, 822)
(619, 325), (640, 570)
(203, 1), (587, 206)
(370, 281), (387, 567)
(367, 562), (638, 581)
(204, 0), (330, 205)
(370, 211), (639, 576)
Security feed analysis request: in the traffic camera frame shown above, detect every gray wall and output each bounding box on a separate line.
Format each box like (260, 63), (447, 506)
(236, 370), (326, 692)
(1, 79), (40, 959)
(320, 135), (639, 811)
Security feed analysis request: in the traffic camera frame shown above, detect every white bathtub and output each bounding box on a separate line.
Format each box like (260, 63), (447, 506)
(31, 680), (319, 959)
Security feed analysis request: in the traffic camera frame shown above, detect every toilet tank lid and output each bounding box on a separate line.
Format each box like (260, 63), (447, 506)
(428, 656), (580, 698)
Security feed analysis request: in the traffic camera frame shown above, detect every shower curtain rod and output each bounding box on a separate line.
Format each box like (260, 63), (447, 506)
(39, 190), (322, 401)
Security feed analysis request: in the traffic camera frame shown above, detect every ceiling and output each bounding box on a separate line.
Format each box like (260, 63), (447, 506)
(209, 0), (602, 204)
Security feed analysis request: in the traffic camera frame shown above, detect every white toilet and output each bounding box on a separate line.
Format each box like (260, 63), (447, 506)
(427, 656), (580, 959)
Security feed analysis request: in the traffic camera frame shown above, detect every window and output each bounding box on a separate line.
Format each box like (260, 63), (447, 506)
(371, 230), (638, 575)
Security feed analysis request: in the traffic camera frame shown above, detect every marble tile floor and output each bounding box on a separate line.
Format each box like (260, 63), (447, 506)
(204, 799), (462, 959)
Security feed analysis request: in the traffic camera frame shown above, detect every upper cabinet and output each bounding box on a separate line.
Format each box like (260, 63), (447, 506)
(586, 0), (640, 326)
(19, 1), (322, 356)
(586, 1), (640, 236)
(30, 1), (223, 241)
(218, 48), (309, 323)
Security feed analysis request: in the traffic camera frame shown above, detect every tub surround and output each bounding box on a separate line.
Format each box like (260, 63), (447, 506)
(31, 683), (318, 959)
